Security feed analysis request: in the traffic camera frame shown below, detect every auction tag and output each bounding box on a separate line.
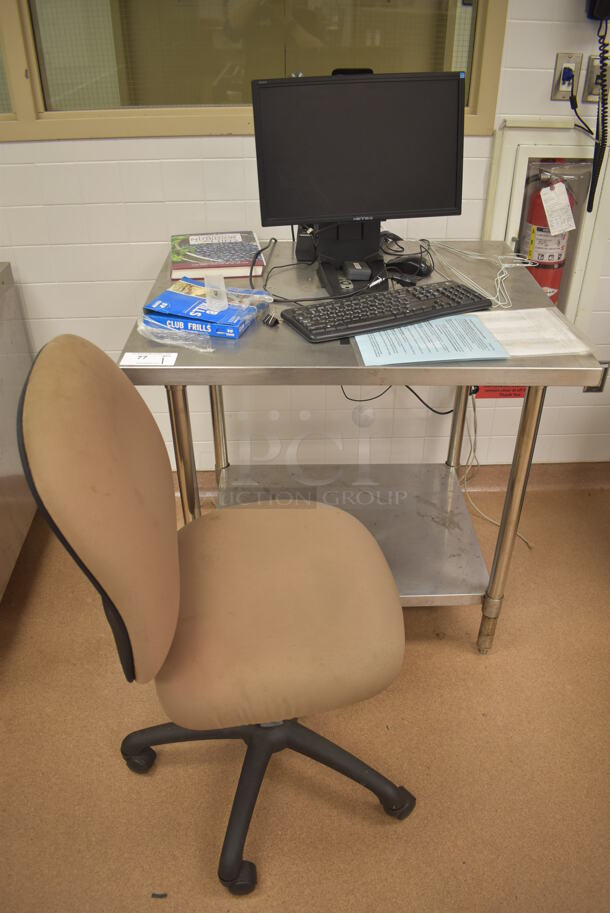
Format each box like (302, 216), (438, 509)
(539, 182), (576, 235)
(120, 352), (178, 366)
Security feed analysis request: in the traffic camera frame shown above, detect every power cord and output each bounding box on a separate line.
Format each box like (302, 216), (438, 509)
(460, 396), (533, 550)
(264, 267), (386, 306)
(262, 258), (316, 293)
(341, 385), (392, 402)
(379, 230), (405, 255)
(340, 384), (478, 414)
(404, 385), (455, 415)
(568, 69), (595, 137)
(248, 237), (277, 288)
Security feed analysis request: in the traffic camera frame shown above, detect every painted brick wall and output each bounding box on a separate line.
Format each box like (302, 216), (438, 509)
(0, 0), (608, 469)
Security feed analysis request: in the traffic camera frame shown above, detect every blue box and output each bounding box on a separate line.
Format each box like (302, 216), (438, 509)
(142, 310), (256, 339)
(143, 278), (264, 339)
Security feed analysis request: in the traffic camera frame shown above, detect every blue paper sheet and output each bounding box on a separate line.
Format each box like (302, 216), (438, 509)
(355, 314), (508, 366)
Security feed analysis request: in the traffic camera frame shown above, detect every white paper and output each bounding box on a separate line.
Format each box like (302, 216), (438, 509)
(120, 352), (178, 366)
(540, 183), (576, 236)
(476, 308), (590, 357)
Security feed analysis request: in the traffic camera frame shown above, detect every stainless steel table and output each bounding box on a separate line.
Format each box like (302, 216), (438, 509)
(120, 241), (604, 652)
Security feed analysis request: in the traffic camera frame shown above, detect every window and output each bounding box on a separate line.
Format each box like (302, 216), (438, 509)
(0, 0), (507, 139)
(0, 43), (11, 113)
(30, 0), (479, 109)
(30, 0), (122, 111)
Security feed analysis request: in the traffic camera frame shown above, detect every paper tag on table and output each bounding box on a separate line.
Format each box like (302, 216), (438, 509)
(120, 352), (178, 366)
(539, 182), (576, 235)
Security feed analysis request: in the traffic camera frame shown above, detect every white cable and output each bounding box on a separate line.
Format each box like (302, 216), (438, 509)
(424, 240), (537, 310)
(460, 396), (533, 550)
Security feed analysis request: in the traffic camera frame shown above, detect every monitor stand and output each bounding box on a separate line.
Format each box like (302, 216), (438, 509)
(295, 219), (387, 296)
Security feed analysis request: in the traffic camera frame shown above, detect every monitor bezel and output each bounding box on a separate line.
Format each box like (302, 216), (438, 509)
(251, 71), (465, 228)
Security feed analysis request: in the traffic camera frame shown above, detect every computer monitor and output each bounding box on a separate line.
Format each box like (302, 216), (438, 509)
(251, 71), (464, 292)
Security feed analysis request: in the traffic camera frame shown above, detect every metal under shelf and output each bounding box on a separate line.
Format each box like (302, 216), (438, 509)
(217, 463), (489, 607)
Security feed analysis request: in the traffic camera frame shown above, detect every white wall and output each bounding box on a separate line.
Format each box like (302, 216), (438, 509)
(0, 0), (608, 469)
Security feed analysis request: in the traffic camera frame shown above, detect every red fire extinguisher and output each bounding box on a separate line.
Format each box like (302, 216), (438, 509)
(519, 178), (575, 304)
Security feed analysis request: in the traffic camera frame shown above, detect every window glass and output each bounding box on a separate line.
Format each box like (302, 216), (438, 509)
(0, 43), (11, 113)
(29, 0), (478, 111)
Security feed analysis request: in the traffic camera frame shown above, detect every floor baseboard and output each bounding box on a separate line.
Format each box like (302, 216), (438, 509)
(463, 461), (610, 491)
(172, 462), (610, 500)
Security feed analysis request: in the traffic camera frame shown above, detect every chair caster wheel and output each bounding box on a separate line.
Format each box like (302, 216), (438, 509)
(220, 860), (257, 895)
(382, 786), (416, 820)
(124, 747), (156, 773)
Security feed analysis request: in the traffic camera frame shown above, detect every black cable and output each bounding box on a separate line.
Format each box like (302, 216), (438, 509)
(572, 107), (595, 136)
(290, 225), (295, 243)
(574, 122), (595, 137)
(249, 237), (277, 289)
(310, 223), (341, 237)
(340, 385), (392, 402)
(265, 265), (386, 306)
(257, 253), (385, 305)
(404, 385), (453, 415)
(276, 278), (382, 306)
(340, 384), (478, 412)
(587, 18), (609, 212)
(418, 238), (435, 274)
(568, 70), (594, 136)
(383, 238), (435, 281)
(380, 239), (405, 255)
(262, 258), (316, 293)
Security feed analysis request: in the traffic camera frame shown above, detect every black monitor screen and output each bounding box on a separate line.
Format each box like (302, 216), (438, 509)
(252, 72), (464, 227)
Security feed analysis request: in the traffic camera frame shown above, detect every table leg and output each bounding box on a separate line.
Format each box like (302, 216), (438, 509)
(166, 385), (201, 525)
(209, 384), (229, 482)
(446, 385), (469, 468)
(477, 386), (546, 654)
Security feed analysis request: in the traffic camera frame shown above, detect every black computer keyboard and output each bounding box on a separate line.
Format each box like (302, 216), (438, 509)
(281, 281), (492, 343)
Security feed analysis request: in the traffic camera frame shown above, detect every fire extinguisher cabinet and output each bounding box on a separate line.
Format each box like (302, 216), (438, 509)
(516, 159), (592, 311)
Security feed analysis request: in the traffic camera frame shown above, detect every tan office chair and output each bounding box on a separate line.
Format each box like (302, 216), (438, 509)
(18, 335), (415, 895)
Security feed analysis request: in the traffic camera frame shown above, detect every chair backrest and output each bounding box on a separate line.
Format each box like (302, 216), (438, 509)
(18, 335), (180, 684)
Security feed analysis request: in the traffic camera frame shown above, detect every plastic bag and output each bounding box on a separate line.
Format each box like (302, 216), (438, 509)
(136, 283), (273, 352)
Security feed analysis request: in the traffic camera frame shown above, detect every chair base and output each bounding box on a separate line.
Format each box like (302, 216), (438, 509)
(121, 718), (415, 895)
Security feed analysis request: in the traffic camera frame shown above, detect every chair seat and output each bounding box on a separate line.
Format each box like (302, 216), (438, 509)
(155, 501), (405, 730)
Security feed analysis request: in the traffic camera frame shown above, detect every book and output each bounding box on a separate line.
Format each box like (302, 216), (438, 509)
(143, 278), (265, 339)
(170, 231), (265, 279)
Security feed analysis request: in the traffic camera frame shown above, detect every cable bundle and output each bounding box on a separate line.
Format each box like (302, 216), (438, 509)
(422, 241), (536, 310)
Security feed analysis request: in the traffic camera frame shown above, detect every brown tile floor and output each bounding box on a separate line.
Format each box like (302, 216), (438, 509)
(1, 488), (609, 913)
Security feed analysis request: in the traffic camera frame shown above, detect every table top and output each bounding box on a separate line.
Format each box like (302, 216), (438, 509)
(119, 241), (603, 387)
